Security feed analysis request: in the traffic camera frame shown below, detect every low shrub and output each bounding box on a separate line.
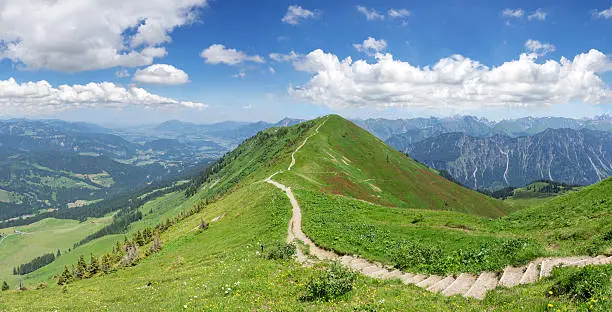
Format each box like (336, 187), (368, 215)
(550, 265), (611, 302)
(304, 263), (356, 301)
(266, 243), (296, 260)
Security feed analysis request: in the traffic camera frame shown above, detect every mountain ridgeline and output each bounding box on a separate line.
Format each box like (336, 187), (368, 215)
(403, 129), (612, 190)
(353, 115), (612, 190)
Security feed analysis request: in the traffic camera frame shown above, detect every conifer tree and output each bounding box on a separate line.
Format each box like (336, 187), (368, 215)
(57, 266), (73, 285)
(101, 253), (113, 274)
(88, 253), (100, 277)
(57, 249), (61, 257)
(1, 281), (9, 291)
(75, 255), (87, 279)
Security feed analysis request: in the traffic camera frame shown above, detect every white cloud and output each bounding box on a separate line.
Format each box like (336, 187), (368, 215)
(388, 9), (411, 18)
(281, 5), (317, 25)
(115, 68), (131, 78)
(0, 78), (207, 114)
(242, 104), (253, 110)
(200, 44), (265, 65)
(0, 0), (207, 72)
(502, 8), (524, 18)
(594, 6), (612, 19)
(528, 9), (547, 21)
(356, 6), (385, 20)
(269, 67), (276, 74)
(525, 40), (556, 57)
(269, 51), (301, 62)
(233, 71), (246, 79)
(133, 64), (190, 85)
(289, 49), (612, 110)
(353, 37), (387, 55)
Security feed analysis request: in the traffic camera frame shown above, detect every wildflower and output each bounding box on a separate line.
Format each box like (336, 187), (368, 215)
(183, 305), (188, 309)
(548, 291), (553, 295)
(547, 304), (553, 308)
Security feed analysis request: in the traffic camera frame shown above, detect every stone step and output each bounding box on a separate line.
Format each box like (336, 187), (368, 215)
(369, 268), (390, 278)
(465, 272), (499, 300)
(340, 255), (353, 266)
(406, 274), (428, 285)
(362, 265), (384, 275)
(384, 270), (403, 280)
(441, 273), (477, 297)
(416, 275), (442, 288)
(427, 276), (456, 293)
(519, 261), (541, 284)
(601, 256), (612, 265)
(499, 266), (525, 287)
(540, 256), (590, 278)
(568, 255), (607, 267)
(399, 273), (415, 284)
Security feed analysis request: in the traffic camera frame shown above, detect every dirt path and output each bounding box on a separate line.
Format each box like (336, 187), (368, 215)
(264, 118), (612, 300)
(288, 120), (327, 171)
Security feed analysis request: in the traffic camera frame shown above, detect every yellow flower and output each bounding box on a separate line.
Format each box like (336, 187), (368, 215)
(548, 291), (553, 295)
(547, 303), (553, 308)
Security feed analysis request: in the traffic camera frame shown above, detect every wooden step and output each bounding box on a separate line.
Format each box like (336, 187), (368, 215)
(441, 273), (477, 297)
(465, 272), (498, 300)
(416, 275), (442, 288)
(427, 276), (456, 293)
(499, 266), (525, 287)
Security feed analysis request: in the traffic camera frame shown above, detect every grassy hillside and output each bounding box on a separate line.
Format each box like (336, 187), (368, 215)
(1, 115), (610, 311)
(0, 216), (113, 287)
(278, 115), (508, 218)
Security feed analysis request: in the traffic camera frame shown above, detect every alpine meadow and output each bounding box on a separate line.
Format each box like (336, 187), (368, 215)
(1, 1), (612, 311)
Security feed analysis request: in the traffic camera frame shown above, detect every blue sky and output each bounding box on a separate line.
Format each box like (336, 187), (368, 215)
(0, 0), (610, 125)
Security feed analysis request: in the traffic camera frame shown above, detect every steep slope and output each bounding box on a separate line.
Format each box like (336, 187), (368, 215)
(401, 129), (612, 190)
(278, 115), (507, 218)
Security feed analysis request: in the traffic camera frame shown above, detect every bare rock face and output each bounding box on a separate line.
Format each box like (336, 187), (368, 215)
(401, 128), (612, 190)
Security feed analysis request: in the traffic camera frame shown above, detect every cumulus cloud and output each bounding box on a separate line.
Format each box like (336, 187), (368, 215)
(594, 6), (612, 19)
(281, 5), (317, 25)
(133, 64), (190, 85)
(353, 37), (387, 55)
(525, 40), (556, 57)
(200, 44), (265, 65)
(0, 0), (207, 72)
(288, 49), (612, 110)
(502, 8), (524, 18)
(356, 6), (384, 20)
(528, 9), (547, 21)
(0, 78), (207, 114)
(232, 71), (247, 79)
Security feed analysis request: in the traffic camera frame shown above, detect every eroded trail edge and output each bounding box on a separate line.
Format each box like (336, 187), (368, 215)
(265, 119), (612, 300)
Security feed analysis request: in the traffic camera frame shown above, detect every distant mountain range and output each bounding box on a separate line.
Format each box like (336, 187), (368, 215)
(353, 116), (612, 190)
(0, 118), (304, 221)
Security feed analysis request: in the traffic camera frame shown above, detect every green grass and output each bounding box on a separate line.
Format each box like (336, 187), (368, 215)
(298, 189), (544, 275)
(278, 115), (508, 218)
(0, 216), (113, 287)
(2, 114), (610, 311)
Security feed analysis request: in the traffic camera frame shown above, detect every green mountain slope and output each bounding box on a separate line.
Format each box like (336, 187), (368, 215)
(2, 115), (610, 311)
(278, 115), (508, 218)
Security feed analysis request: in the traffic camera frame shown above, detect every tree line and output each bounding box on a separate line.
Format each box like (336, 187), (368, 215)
(13, 251), (59, 275)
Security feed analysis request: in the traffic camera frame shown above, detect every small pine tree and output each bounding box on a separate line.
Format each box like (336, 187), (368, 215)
(88, 254), (99, 277)
(18, 279), (25, 291)
(57, 249), (61, 257)
(57, 265), (73, 285)
(13, 267), (17, 275)
(75, 255), (87, 279)
(101, 253), (114, 274)
(134, 231), (145, 247)
(1, 281), (9, 291)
